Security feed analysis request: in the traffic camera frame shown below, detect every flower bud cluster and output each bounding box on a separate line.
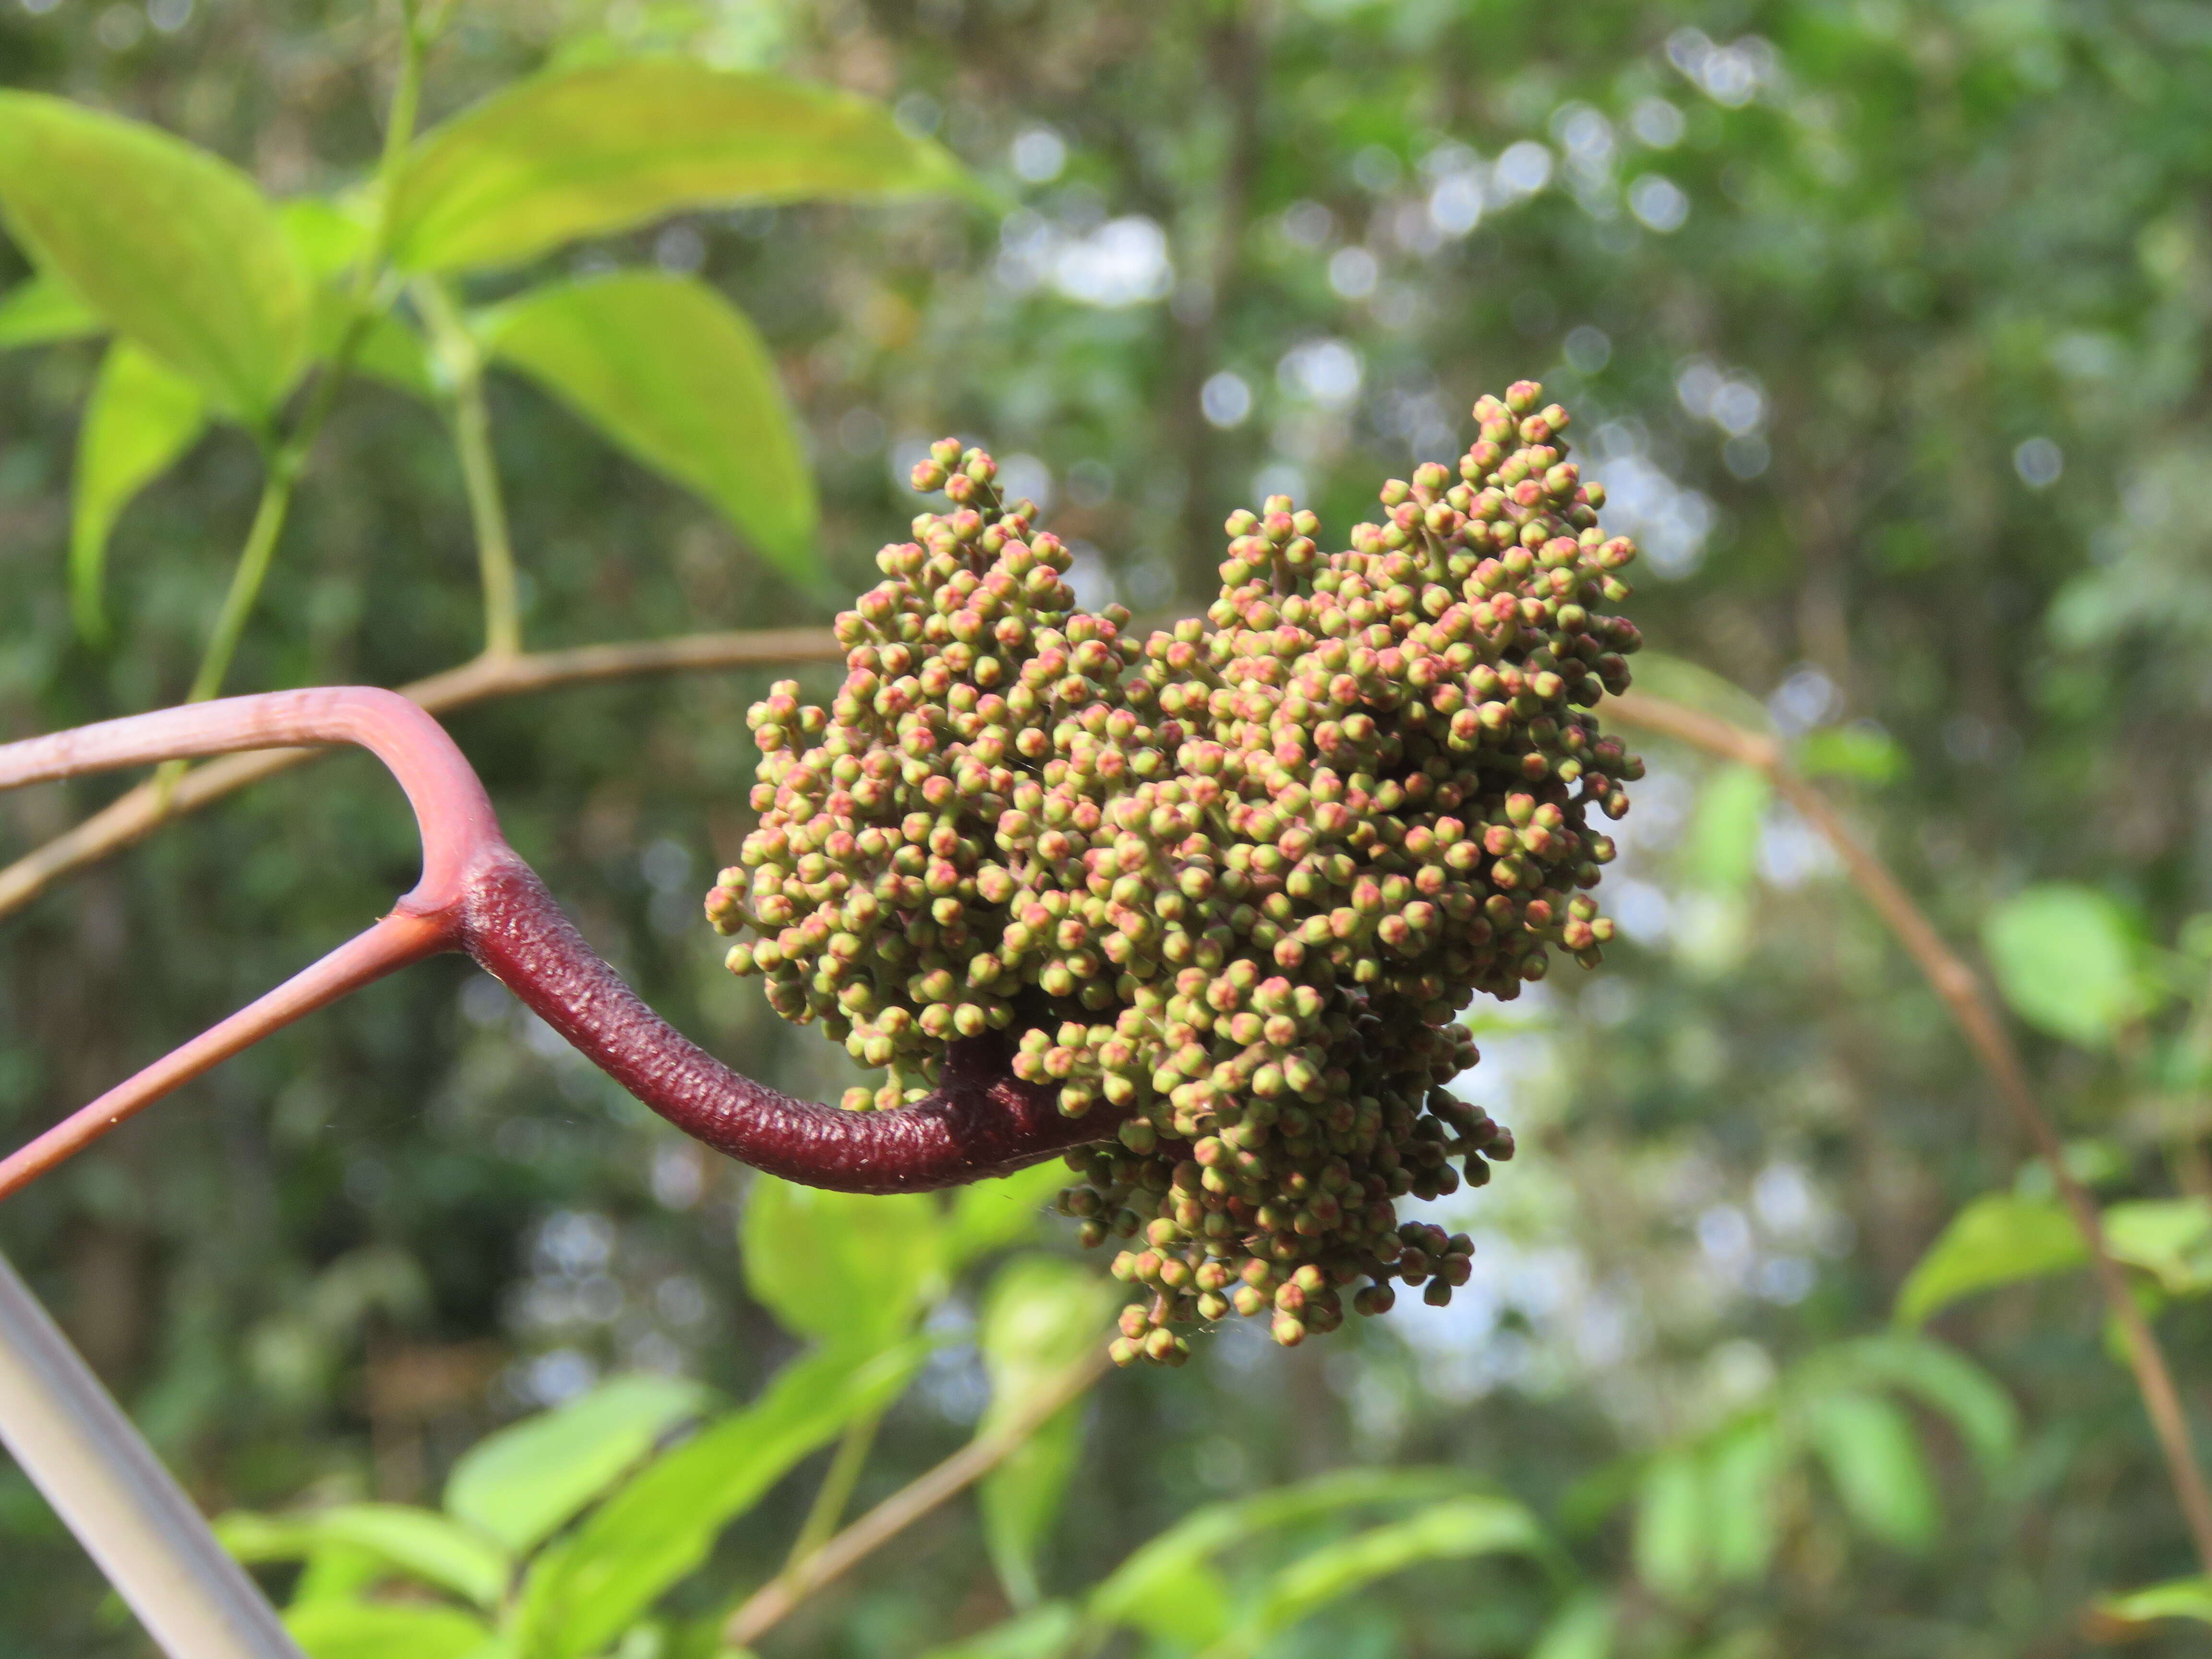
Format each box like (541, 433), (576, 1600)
(707, 388), (1643, 1364)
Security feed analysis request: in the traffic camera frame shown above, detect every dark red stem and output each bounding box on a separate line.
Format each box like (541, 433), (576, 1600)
(0, 689), (1107, 1200)
(459, 849), (1100, 1191)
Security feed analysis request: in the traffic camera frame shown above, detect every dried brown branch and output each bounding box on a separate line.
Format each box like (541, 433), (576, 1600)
(1606, 688), (2212, 1578)
(723, 1344), (1114, 1648)
(0, 629), (845, 923)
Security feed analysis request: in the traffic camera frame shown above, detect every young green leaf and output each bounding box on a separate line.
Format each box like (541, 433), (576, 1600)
(291, 1543), (392, 1608)
(2099, 1575), (2212, 1628)
(217, 1502), (511, 1609)
(71, 340), (208, 643)
(1796, 722), (1905, 784)
(1527, 1590), (1614, 1659)
(280, 195), (435, 402)
(384, 60), (973, 274)
(1703, 1416), (1781, 1583)
(2103, 1198), (2212, 1294)
(1814, 1333), (2018, 1476)
(1086, 1467), (1477, 1642)
(513, 1338), (929, 1659)
(445, 1372), (711, 1555)
(1683, 765), (1771, 895)
(0, 93), (307, 421)
(739, 1173), (945, 1350)
(473, 273), (817, 585)
(976, 1256), (1114, 1608)
(1204, 1496), (1551, 1659)
(947, 1161), (1068, 1269)
(0, 271), (101, 348)
(1091, 1552), (1237, 1647)
(1631, 1449), (1707, 1602)
(297, 1504), (512, 1610)
(982, 1418), (1082, 1614)
(916, 1601), (1082, 1659)
(1894, 1192), (2087, 1327)
(277, 196), (373, 283)
(281, 1599), (497, 1659)
(1803, 1390), (1937, 1551)
(1982, 884), (2158, 1048)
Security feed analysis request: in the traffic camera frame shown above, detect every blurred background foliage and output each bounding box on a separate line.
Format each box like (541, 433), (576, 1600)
(3, 0), (2212, 1653)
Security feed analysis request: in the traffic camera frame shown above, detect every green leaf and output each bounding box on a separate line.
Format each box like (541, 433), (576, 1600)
(2100, 1575), (2212, 1627)
(1796, 722), (1905, 784)
(282, 1600), (496, 1659)
(0, 272), (101, 348)
(1803, 1390), (1937, 1551)
(1528, 1590), (1614, 1659)
(2105, 1197), (2212, 1294)
(279, 195), (434, 403)
(1631, 1449), (1707, 1602)
(1087, 1468), (1476, 1643)
(738, 1171), (944, 1349)
(1204, 1496), (1551, 1659)
(297, 280), (434, 403)
(219, 1503), (510, 1610)
(1683, 765), (1771, 894)
(291, 1544), (390, 1608)
(354, 312), (438, 401)
(514, 1338), (928, 1659)
(1894, 1193), (2087, 1327)
(0, 93), (307, 421)
(445, 1373), (711, 1555)
(1704, 1416), (1781, 1583)
(1983, 884), (2159, 1048)
(304, 1505), (512, 1610)
(983, 1417), (1082, 1614)
(1815, 1333), (2018, 1476)
(68, 340), (207, 643)
(977, 1256), (1114, 1607)
(948, 1161), (1069, 1268)
(1093, 1552), (1237, 1647)
(213, 1509), (314, 1563)
(475, 273), (816, 582)
(277, 196), (373, 283)
(385, 60), (973, 274)
(916, 1602), (1082, 1659)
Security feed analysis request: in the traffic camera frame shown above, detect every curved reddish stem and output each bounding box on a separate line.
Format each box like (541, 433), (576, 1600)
(0, 689), (1104, 1201)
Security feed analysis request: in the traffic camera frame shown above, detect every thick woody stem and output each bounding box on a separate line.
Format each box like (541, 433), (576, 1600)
(0, 691), (1104, 1202)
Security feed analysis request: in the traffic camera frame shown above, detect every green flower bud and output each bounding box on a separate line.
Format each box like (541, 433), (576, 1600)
(718, 402), (1636, 1364)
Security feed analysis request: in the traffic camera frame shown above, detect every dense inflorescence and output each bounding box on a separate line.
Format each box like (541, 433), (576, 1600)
(708, 383), (1643, 1365)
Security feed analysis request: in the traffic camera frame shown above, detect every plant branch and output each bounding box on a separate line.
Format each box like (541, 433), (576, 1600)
(185, 454), (303, 706)
(724, 1344), (1113, 1648)
(0, 627), (846, 923)
(786, 1410), (885, 1571)
(29, 625), (2198, 1569)
(174, 10), (428, 710)
(1605, 688), (2212, 1579)
(414, 277), (523, 658)
(0, 689), (1108, 1199)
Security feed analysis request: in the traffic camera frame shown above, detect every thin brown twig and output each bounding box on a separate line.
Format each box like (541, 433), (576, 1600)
(1606, 688), (2212, 1579)
(723, 1344), (1114, 1648)
(0, 628), (845, 923)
